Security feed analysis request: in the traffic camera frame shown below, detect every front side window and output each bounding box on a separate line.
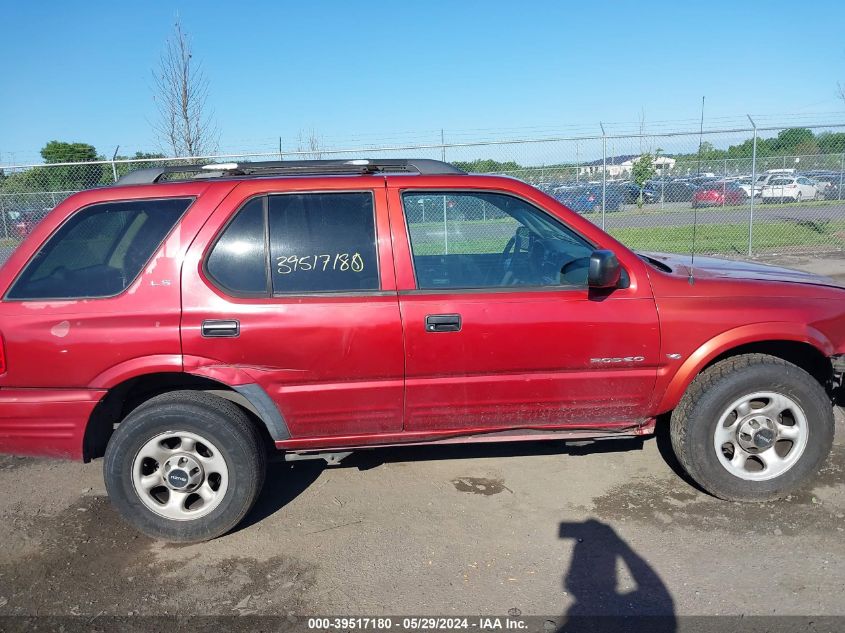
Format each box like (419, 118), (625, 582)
(7, 198), (190, 300)
(205, 191), (379, 296)
(403, 191), (593, 290)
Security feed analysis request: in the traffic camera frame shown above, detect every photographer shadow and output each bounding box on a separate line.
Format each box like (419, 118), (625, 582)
(559, 519), (676, 633)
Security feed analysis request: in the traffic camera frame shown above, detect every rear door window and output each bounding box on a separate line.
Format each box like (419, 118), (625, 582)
(268, 192), (379, 293)
(205, 191), (380, 296)
(6, 198), (190, 300)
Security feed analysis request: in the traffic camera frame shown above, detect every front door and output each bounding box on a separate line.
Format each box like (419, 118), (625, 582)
(388, 187), (660, 433)
(181, 180), (405, 441)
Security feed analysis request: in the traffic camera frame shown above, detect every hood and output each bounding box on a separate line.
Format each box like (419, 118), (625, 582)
(639, 251), (844, 289)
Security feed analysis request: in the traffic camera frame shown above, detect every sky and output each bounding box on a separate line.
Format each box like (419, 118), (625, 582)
(1, 0), (845, 165)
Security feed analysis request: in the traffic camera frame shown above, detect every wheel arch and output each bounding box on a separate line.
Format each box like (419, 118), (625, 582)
(83, 371), (289, 462)
(656, 323), (834, 414)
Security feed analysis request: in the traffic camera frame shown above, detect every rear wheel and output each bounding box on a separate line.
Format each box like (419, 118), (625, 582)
(670, 354), (833, 501)
(104, 391), (266, 542)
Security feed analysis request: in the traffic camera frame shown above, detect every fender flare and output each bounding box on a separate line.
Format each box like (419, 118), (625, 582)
(89, 355), (291, 442)
(183, 355), (292, 442)
(656, 322), (833, 413)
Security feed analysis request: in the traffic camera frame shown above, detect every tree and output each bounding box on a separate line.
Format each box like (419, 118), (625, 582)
(769, 128), (816, 153)
(630, 154), (656, 208)
(41, 141), (98, 164)
(817, 132), (845, 154)
(452, 159), (522, 173)
(37, 141), (104, 190)
(152, 19), (218, 157)
(296, 128), (323, 159)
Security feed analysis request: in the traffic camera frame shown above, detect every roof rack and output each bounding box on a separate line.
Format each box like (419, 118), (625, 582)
(116, 158), (466, 185)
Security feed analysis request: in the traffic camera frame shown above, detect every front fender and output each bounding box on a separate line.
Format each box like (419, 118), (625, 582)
(655, 321), (833, 413)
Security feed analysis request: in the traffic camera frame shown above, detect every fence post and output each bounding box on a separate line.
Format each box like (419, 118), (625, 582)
(442, 195), (448, 255)
(600, 122), (607, 230)
(0, 194), (8, 240)
(111, 146), (120, 183)
(747, 115), (758, 256)
(574, 140), (580, 184)
(839, 153), (844, 202)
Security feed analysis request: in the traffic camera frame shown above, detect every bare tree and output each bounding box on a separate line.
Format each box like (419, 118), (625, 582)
(296, 128), (323, 159)
(152, 19), (218, 157)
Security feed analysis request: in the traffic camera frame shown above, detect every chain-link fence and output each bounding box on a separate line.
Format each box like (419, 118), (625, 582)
(2, 122), (845, 264)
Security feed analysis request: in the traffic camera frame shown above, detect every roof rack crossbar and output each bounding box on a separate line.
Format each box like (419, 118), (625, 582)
(115, 158), (465, 185)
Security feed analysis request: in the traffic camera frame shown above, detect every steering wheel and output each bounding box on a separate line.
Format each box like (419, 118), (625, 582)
(560, 257), (591, 286)
(498, 232), (548, 286)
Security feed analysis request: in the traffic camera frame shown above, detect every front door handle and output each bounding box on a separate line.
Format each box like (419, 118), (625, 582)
(425, 314), (462, 333)
(201, 319), (240, 338)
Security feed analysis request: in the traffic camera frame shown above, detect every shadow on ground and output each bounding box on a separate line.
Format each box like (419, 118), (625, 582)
(558, 519), (676, 632)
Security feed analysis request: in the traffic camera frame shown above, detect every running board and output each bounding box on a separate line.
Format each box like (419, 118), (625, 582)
(279, 421), (654, 458)
(284, 451), (353, 466)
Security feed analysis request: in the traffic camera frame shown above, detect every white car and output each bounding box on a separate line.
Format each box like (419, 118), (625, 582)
(760, 176), (818, 202)
(735, 176), (757, 197)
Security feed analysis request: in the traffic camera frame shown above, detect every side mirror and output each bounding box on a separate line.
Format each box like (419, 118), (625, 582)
(588, 249), (621, 289)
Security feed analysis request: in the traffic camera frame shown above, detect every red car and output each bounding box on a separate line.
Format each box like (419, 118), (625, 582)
(0, 159), (842, 542)
(691, 181), (748, 208)
(7, 209), (50, 239)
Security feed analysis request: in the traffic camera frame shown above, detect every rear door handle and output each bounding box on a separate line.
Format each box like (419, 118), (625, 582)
(425, 314), (462, 333)
(201, 319), (240, 338)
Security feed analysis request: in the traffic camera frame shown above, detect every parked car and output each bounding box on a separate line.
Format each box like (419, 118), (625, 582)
(691, 181), (748, 208)
(761, 176), (818, 202)
(806, 175), (839, 198)
(554, 185), (623, 213)
(734, 177), (759, 198)
(647, 180), (699, 203)
(748, 170), (798, 197)
(5, 208), (50, 239)
(822, 179), (844, 200)
(620, 182), (656, 204)
(0, 158), (842, 542)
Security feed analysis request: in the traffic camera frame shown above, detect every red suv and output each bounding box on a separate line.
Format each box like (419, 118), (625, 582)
(0, 159), (842, 542)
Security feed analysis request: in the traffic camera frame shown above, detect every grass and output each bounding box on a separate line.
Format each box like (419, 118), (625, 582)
(582, 198), (841, 219)
(608, 220), (845, 254)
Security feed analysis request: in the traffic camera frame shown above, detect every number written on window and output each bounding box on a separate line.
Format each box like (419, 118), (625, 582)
(276, 253), (365, 274)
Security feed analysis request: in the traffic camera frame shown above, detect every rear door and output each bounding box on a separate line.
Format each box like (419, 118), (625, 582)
(181, 178), (405, 441)
(387, 182), (660, 433)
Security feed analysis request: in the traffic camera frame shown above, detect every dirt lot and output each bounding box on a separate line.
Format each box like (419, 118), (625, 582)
(1, 253), (845, 621)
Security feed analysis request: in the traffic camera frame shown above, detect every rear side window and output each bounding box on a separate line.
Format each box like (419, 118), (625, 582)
(205, 197), (268, 296)
(205, 191), (379, 296)
(6, 198), (190, 300)
(269, 192), (378, 293)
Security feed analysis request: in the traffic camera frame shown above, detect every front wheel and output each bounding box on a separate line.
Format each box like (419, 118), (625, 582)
(104, 391), (267, 542)
(670, 354), (833, 501)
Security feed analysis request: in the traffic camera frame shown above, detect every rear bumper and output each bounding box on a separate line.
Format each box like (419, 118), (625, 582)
(0, 388), (105, 460)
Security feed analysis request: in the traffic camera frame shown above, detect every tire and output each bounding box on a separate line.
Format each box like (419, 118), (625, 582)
(104, 391), (267, 542)
(670, 354), (834, 502)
